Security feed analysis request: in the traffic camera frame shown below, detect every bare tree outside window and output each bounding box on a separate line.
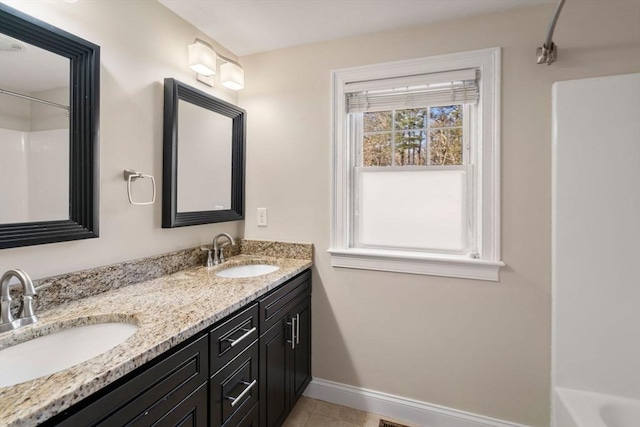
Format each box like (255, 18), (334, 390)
(362, 105), (463, 166)
(429, 105), (463, 165)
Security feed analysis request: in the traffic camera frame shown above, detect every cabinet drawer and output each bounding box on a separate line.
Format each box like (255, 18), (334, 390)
(259, 270), (311, 334)
(53, 334), (208, 426)
(210, 342), (259, 427)
(134, 382), (208, 427)
(209, 302), (259, 376)
(209, 342), (259, 427)
(237, 402), (259, 427)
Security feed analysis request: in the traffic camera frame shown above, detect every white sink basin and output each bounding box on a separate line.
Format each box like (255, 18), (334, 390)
(216, 264), (279, 278)
(0, 322), (138, 387)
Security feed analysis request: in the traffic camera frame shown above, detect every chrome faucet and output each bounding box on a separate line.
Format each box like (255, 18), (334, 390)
(1, 269), (38, 333)
(212, 233), (236, 265)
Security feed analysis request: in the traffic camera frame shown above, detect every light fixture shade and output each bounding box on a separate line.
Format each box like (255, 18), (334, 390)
(188, 42), (216, 76)
(220, 62), (245, 90)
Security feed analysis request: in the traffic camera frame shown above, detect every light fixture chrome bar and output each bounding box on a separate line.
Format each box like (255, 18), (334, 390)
(536, 0), (566, 65)
(0, 88), (70, 111)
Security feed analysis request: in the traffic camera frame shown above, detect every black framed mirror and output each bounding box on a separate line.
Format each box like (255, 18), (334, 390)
(162, 78), (245, 227)
(0, 4), (100, 249)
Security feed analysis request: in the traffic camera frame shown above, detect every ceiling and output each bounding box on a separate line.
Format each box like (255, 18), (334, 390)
(159, 0), (553, 57)
(0, 35), (69, 94)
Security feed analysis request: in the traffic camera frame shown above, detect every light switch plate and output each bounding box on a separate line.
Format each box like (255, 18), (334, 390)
(257, 208), (268, 227)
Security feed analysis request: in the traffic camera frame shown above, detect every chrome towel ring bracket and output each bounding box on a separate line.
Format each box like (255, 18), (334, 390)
(124, 169), (156, 205)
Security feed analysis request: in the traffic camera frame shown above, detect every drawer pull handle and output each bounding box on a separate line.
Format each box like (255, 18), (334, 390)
(226, 379), (257, 407)
(296, 313), (300, 345)
(225, 327), (257, 348)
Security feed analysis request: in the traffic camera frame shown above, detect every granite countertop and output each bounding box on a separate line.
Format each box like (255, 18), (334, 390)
(0, 253), (312, 426)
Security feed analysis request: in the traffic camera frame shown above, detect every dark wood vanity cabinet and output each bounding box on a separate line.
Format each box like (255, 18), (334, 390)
(259, 271), (312, 427)
(209, 303), (260, 427)
(44, 269), (311, 427)
(49, 333), (210, 427)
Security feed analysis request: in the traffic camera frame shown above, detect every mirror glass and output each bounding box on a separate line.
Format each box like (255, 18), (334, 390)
(162, 78), (245, 228)
(0, 37), (70, 224)
(176, 99), (232, 212)
(0, 4), (100, 249)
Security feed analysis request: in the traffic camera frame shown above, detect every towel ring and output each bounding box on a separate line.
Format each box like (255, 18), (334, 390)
(124, 170), (156, 205)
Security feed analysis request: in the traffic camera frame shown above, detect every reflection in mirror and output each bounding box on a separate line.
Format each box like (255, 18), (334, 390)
(0, 37), (70, 224)
(0, 4), (99, 249)
(163, 78), (245, 228)
(177, 99), (232, 212)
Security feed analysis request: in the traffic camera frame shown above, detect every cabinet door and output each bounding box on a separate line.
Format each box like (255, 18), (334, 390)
(51, 334), (208, 427)
(146, 383), (208, 427)
(259, 316), (291, 427)
(258, 269), (312, 427)
(289, 296), (311, 408)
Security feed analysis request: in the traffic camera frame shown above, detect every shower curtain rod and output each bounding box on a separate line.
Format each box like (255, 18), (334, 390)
(0, 88), (70, 111)
(536, 0), (567, 65)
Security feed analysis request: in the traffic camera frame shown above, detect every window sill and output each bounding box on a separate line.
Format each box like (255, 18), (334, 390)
(327, 248), (504, 281)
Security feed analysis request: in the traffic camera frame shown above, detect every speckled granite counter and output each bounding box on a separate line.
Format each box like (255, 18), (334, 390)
(0, 242), (312, 426)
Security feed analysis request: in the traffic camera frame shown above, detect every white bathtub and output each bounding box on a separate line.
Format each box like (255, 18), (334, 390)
(555, 387), (640, 427)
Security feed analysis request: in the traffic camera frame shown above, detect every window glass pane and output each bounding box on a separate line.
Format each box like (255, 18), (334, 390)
(363, 111), (392, 132)
(429, 105), (462, 128)
(395, 131), (427, 166)
(363, 133), (392, 166)
(394, 108), (427, 130)
(429, 128), (462, 165)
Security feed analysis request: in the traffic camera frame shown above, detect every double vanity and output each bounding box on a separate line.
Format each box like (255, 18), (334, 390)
(0, 240), (313, 427)
(0, 5), (311, 426)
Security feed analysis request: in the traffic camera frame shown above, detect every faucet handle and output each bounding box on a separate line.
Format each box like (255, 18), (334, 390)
(218, 243), (230, 263)
(200, 247), (214, 267)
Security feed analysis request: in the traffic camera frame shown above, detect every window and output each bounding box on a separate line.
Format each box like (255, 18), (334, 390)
(329, 48), (503, 281)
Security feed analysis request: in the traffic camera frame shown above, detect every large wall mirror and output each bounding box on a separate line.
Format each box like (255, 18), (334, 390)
(162, 78), (245, 227)
(0, 4), (100, 249)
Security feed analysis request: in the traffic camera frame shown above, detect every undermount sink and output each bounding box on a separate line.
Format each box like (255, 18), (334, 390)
(215, 264), (280, 278)
(0, 321), (138, 388)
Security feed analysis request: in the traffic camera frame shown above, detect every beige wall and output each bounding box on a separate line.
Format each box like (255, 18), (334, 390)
(1, 1), (638, 425)
(238, 2), (640, 426)
(0, 0), (243, 278)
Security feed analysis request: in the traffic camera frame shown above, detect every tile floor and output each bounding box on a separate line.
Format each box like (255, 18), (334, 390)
(283, 397), (421, 427)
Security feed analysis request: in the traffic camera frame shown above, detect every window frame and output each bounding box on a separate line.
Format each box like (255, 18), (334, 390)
(329, 48), (504, 281)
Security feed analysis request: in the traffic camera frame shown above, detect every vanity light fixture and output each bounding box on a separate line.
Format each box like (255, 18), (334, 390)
(188, 42), (216, 76)
(187, 38), (244, 90)
(220, 62), (244, 91)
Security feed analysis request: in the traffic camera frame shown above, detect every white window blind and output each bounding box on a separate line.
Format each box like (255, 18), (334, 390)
(346, 69), (478, 113)
(356, 167), (469, 252)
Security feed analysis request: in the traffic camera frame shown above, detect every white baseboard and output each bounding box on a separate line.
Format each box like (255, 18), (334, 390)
(303, 378), (530, 427)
